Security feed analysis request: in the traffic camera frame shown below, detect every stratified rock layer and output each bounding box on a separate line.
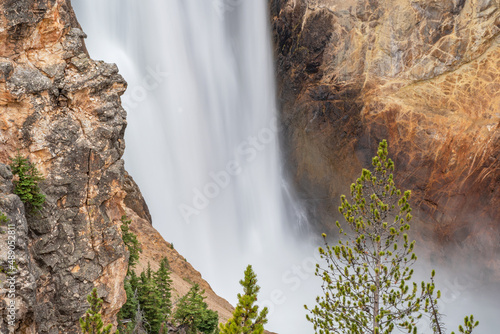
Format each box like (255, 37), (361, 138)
(0, 1), (233, 333)
(271, 0), (500, 277)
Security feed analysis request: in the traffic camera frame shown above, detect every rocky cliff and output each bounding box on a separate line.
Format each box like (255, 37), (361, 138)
(271, 0), (500, 277)
(0, 1), (232, 333)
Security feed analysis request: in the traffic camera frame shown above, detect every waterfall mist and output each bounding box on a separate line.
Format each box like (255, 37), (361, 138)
(73, 0), (318, 332)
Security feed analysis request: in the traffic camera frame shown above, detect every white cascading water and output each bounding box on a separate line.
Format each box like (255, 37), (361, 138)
(73, 1), (319, 332)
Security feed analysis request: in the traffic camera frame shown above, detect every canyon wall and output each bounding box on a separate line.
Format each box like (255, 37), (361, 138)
(0, 1), (232, 333)
(271, 0), (500, 276)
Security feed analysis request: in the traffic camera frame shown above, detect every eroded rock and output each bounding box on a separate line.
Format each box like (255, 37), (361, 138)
(271, 0), (500, 277)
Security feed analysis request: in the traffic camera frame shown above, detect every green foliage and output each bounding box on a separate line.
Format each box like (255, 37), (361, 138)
(0, 212), (8, 224)
(451, 315), (479, 334)
(174, 284), (219, 334)
(119, 258), (174, 333)
(138, 263), (165, 333)
(305, 140), (478, 334)
(80, 288), (112, 334)
(117, 269), (142, 333)
(155, 257), (173, 319)
(118, 277), (139, 330)
(10, 154), (45, 214)
(120, 215), (142, 272)
(0, 212), (8, 234)
(118, 215), (144, 332)
(220, 265), (268, 334)
(129, 269), (140, 292)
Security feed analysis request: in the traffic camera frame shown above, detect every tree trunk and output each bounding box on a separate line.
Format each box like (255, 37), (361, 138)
(374, 240), (381, 333)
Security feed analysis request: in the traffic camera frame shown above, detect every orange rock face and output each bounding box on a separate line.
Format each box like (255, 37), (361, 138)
(271, 0), (500, 278)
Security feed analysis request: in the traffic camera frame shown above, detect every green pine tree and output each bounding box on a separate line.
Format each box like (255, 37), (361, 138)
(120, 215), (142, 273)
(138, 265), (164, 333)
(154, 257), (173, 320)
(10, 153), (45, 214)
(174, 284), (219, 334)
(197, 308), (219, 334)
(220, 265), (268, 334)
(129, 269), (139, 292)
(118, 215), (143, 332)
(118, 276), (139, 332)
(145, 262), (153, 280)
(305, 140), (478, 334)
(80, 288), (112, 334)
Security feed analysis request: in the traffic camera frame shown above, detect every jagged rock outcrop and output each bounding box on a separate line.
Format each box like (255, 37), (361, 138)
(0, 1), (129, 332)
(0, 0), (233, 333)
(271, 0), (500, 277)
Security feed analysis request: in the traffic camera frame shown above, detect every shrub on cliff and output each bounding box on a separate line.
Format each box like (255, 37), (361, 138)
(10, 154), (45, 213)
(0, 212), (8, 223)
(219, 265), (268, 334)
(305, 140), (479, 334)
(120, 215), (143, 272)
(80, 288), (112, 334)
(0, 211), (8, 234)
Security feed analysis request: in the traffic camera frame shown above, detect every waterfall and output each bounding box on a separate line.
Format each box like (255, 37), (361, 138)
(73, 0), (318, 332)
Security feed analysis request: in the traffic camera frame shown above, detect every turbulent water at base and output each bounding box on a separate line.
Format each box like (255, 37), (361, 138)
(73, 1), (319, 332)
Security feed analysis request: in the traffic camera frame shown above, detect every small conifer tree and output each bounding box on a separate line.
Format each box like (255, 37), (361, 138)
(155, 257), (173, 320)
(118, 278), (139, 328)
(174, 284), (219, 334)
(138, 264), (164, 333)
(80, 288), (112, 334)
(219, 265), (268, 334)
(120, 215), (142, 273)
(10, 154), (45, 213)
(305, 140), (478, 334)
(118, 215), (143, 333)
